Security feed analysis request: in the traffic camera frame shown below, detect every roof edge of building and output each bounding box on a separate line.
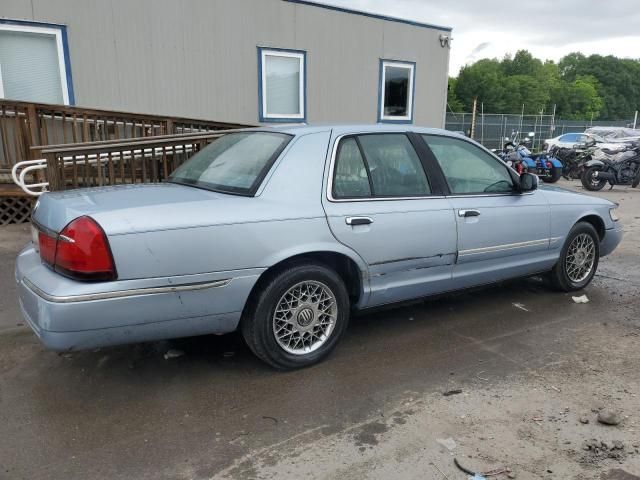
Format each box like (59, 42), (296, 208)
(282, 0), (453, 32)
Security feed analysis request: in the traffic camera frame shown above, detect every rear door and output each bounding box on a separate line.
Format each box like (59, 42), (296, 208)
(322, 132), (457, 307)
(421, 134), (552, 290)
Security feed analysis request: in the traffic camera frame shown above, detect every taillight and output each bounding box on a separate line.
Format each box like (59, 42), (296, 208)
(38, 230), (57, 265)
(35, 216), (117, 281)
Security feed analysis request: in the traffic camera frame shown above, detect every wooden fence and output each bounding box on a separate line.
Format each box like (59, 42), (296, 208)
(36, 130), (238, 191)
(0, 99), (249, 178)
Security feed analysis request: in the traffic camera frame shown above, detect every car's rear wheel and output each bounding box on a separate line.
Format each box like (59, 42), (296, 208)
(547, 222), (599, 292)
(241, 262), (350, 370)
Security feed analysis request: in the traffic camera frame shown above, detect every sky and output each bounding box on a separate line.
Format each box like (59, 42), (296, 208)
(319, 0), (640, 75)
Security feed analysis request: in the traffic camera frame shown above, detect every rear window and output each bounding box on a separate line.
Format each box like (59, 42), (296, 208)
(169, 132), (291, 195)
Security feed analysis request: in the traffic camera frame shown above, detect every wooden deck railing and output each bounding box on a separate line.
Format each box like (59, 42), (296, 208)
(35, 130), (241, 191)
(0, 99), (250, 177)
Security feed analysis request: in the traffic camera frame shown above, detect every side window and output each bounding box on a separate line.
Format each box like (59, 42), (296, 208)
(358, 134), (430, 196)
(333, 138), (371, 198)
(561, 134), (577, 142)
(423, 135), (514, 194)
(332, 134), (431, 199)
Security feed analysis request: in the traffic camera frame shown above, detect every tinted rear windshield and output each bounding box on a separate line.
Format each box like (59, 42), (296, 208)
(169, 132), (292, 195)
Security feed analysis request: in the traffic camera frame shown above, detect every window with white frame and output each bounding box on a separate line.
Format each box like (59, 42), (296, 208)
(379, 60), (415, 122)
(258, 48), (305, 122)
(0, 21), (73, 105)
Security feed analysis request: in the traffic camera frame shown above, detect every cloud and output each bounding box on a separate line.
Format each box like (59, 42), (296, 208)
(319, 0), (640, 73)
(465, 42), (491, 64)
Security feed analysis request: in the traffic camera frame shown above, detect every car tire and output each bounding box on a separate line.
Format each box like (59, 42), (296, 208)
(547, 222), (600, 292)
(581, 166), (607, 191)
(241, 262), (350, 370)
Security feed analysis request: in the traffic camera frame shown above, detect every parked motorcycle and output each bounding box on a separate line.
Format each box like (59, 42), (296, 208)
(498, 137), (563, 183)
(581, 143), (640, 191)
(550, 144), (595, 180)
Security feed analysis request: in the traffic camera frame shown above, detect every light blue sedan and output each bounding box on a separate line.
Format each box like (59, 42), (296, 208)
(16, 125), (623, 369)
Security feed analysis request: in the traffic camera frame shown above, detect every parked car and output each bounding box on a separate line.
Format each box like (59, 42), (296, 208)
(17, 125), (623, 369)
(543, 132), (594, 151)
(544, 131), (633, 152)
(585, 127), (640, 143)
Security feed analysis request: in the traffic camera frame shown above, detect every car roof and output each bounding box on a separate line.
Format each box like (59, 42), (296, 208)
(249, 124), (464, 138)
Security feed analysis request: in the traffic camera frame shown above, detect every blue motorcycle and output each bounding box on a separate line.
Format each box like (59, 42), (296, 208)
(499, 140), (563, 183)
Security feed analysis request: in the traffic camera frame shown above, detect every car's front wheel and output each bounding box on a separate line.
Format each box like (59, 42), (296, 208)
(547, 222), (599, 292)
(241, 262), (350, 370)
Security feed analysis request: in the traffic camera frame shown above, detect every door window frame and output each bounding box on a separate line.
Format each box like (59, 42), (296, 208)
(0, 19), (75, 105)
(327, 132), (448, 202)
(418, 133), (524, 197)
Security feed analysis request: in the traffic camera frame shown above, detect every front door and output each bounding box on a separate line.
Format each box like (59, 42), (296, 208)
(322, 132), (457, 307)
(421, 134), (552, 289)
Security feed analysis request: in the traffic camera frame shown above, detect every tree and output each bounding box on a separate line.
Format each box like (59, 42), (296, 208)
(558, 53), (639, 119)
(502, 75), (550, 114)
(446, 77), (464, 112)
(502, 50), (543, 77)
(454, 59), (506, 112)
(557, 76), (603, 120)
(450, 49), (638, 120)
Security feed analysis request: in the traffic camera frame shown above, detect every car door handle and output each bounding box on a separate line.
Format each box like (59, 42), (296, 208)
(345, 216), (373, 226)
(458, 209), (480, 218)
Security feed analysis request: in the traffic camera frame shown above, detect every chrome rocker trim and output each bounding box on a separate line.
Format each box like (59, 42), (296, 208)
(22, 277), (231, 304)
(459, 238), (551, 257)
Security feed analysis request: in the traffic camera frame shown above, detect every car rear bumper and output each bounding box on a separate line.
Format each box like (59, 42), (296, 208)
(600, 224), (623, 257)
(15, 245), (262, 351)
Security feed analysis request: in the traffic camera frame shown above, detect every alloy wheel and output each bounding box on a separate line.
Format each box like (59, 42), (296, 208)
(565, 233), (596, 283)
(272, 281), (338, 355)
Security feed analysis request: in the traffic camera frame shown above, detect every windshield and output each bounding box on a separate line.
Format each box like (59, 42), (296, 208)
(169, 132), (292, 195)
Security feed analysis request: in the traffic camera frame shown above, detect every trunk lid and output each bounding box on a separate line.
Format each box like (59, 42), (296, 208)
(32, 183), (252, 235)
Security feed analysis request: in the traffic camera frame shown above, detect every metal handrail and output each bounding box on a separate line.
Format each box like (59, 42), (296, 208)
(11, 160), (48, 196)
(13, 141), (205, 195)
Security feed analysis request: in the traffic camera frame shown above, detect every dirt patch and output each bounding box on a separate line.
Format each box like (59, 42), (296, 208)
(580, 439), (633, 467)
(353, 421), (388, 448)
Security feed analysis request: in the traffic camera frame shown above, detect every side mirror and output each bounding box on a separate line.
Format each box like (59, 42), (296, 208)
(519, 172), (538, 192)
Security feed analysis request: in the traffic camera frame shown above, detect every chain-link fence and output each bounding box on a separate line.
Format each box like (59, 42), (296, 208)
(445, 112), (634, 150)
